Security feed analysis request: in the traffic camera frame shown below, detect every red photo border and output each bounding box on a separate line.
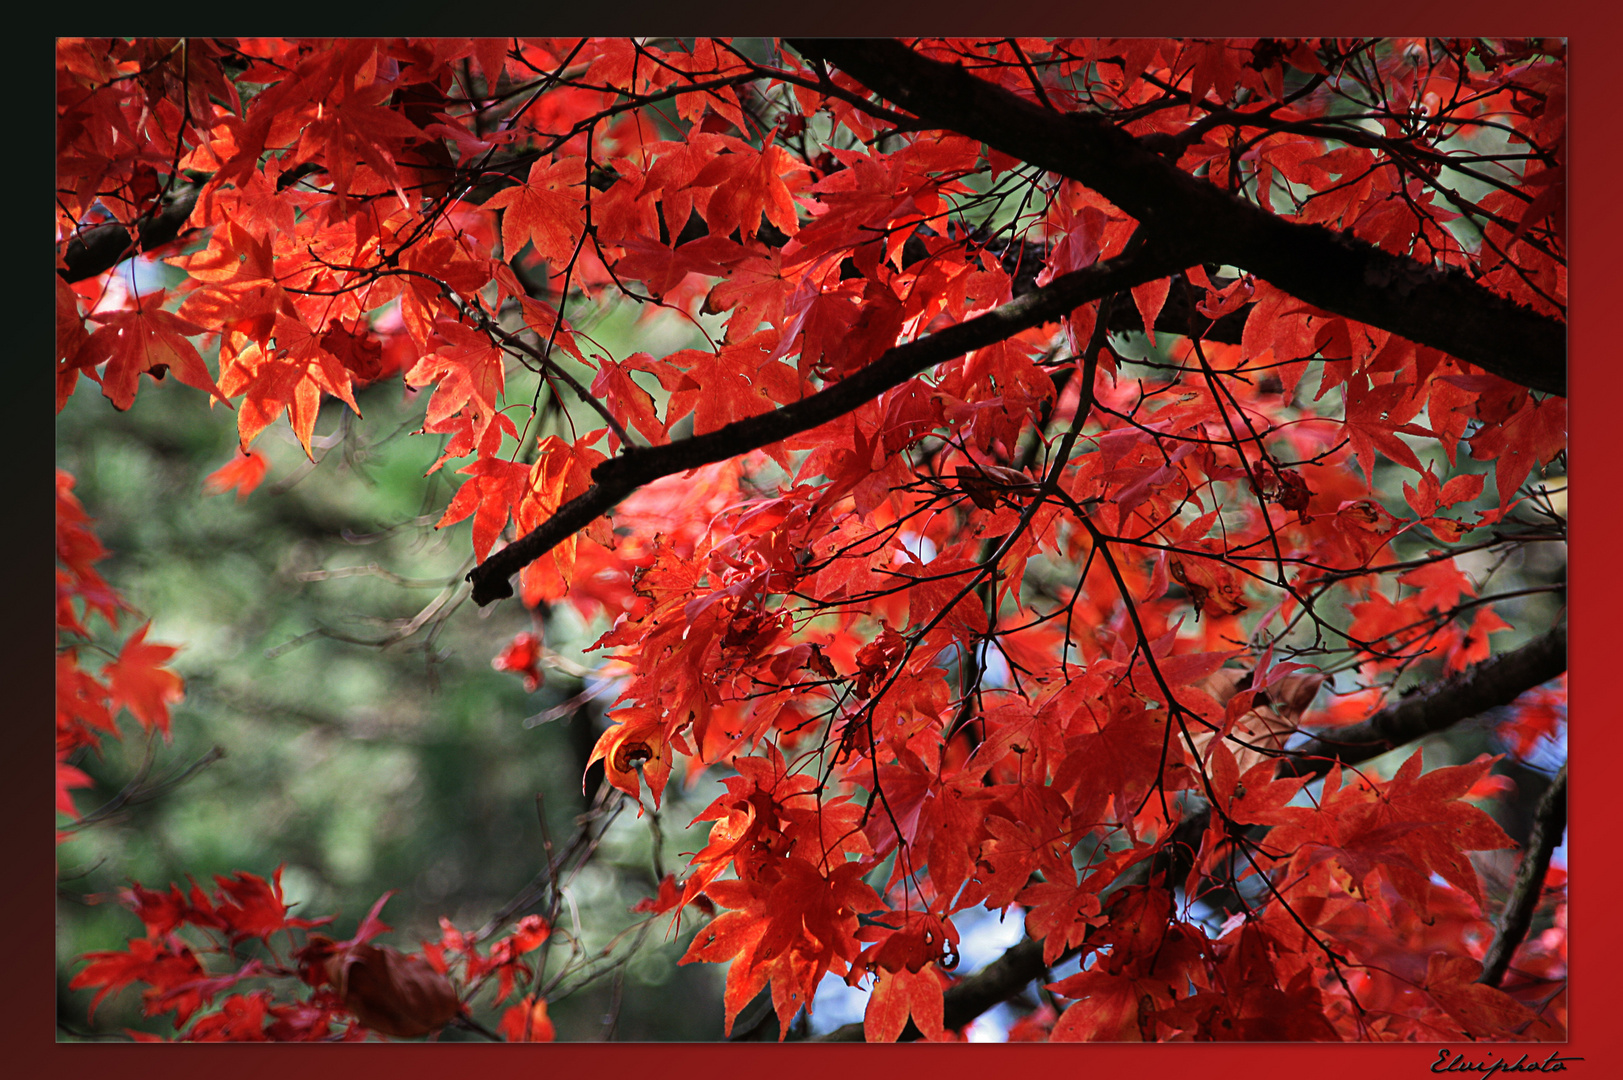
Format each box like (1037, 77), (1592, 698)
(28, 6), (1616, 1078)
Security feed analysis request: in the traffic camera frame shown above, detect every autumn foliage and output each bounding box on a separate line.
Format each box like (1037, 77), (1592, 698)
(57, 37), (1566, 1041)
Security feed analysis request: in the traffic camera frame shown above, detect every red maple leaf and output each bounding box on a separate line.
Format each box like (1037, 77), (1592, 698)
(483, 156), (585, 266)
(72, 294), (229, 411)
(1470, 394), (1566, 510)
(1423, 953), (1548, 1039)
(864, 962), (948, 1042)
(406, 321), (509, 455)
(692, 137), (806, 241)
(103, 622), (185, 739)
(497, 995), (556, 1042)
(71, 937), (208, 1024)
(202, 450), (270, 502)
(491, 631), (544, 692)
(436, 455), (535, 563)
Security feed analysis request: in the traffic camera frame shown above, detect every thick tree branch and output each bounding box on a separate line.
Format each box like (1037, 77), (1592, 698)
(1479, 761), (1566, 989)
(468, 241), (1187, 604)
(790, 39), (1565, 397)
(58, 183), (202, 284)
(1285, 622), (1567, 777)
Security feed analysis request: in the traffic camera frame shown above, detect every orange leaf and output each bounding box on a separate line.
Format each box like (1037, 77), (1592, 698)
(588, 706), (673, 807)
(202, 450), (270, 502)
(405, 321), (508, 456)
(436, 455), (535, 563)
(498, 994), (555, 1042)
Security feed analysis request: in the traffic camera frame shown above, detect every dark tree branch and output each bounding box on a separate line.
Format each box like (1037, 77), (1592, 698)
(790, 39), (1565, 397)
(468, 241), (1188, 604)
(1284, 622), (1567, 777)
(1479, 761), (1567, 988)
(58, 182), (203, 284)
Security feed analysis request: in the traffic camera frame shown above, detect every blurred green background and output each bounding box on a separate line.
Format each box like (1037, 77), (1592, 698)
(55, 283), (731, 1041)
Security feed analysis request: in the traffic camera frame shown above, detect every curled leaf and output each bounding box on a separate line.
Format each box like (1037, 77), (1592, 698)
(323, 942), (460, 1039)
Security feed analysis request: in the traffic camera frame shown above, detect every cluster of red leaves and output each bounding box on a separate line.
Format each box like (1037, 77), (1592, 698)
(59, 468), (558, 1040)
(56, 469), (186, 828)
(1032, 753), (1558, 1042)
(71, 868), (555, 1041)
(56, 37), (1566, 1042)
(71, 869), (358, 1040)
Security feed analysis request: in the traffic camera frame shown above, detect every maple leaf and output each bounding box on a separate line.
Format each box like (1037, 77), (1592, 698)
(588, 706), (674, 807)
(1447, 605), (1512, 673)
(491, 631), (544, 692)
(1053, 703), (1181, 836)
(680, 909), (770, 1036)
(1497, 676), (1565, 760)
(58, 657), (117, 753)
(56, 276), (91, 409)
(1225, 759), (1314, 829)
(71, 937), (209, 1025)
(56, 749), (93, 818)
(405, 321), (509, 454)
(589, 355), (666, 448)
(72, 295), (230, 411)
(704, 248), (791, 342)
(1130, 277), (1171, 346)
(1340, 372), (1432, 483)
(1019, 871), (1107, 966)
(1290, 751), (1514, 921)
(483, 156), (586, 266)
(220, 314), (363, 456)
(1469, 394), (1566, 510)
(498, 995), (556, 1042)
(103, 622), (184, 739)
(202, 450), (270, 502)
(436, 455), (535, 563)
(864, 963), (947, 1042)
(1048, 969), (1152, 1042)
(1423, 953), (1547, 1039)
(694, 137), (806, 241)
(665, 333), (800, 437)
(850, 909), (961, 976)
